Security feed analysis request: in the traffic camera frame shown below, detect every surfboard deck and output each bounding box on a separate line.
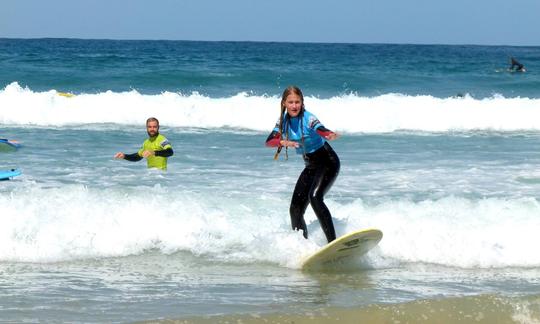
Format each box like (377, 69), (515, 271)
(0, 169), (22, 180)
(301, 228), (382, 271)
(0, 139), (21, 152)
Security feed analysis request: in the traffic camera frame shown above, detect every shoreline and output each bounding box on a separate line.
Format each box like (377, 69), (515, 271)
(139, 294), (540, 324)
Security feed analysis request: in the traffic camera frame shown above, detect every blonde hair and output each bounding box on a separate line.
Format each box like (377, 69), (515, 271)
(274, 86), (305, 160)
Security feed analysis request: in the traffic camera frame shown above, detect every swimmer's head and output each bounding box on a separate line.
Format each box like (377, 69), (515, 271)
(146, 117), (159, 137)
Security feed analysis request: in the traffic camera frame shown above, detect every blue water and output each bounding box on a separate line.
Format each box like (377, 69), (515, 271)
(1, 38), (540, 98)
(1, 39), (540, 323)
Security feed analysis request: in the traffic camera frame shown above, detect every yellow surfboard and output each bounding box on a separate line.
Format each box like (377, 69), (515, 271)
(301, 228), (382, 270)
(57, 92), (75, 98)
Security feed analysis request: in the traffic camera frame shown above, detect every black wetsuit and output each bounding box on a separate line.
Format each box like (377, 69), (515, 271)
(123, 148), (173, 161)
(510, 57), (525, 72)
(290, 142), (340, 243)
(266, 110), (340, 243)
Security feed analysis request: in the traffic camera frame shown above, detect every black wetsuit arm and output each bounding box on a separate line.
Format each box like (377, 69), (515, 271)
(123, 153), (143, 162)
(154, 147), (174, 157)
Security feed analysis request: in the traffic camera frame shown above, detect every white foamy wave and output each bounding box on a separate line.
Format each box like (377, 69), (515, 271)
(1, 184), (540, 269)
(2, 82), (540, 132)
(344, 196), (540, 269)
(0, 185), (315, 267)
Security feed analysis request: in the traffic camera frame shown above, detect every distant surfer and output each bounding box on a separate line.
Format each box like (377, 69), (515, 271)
(114, 117), (173, 170)
(266, 86), (340, 243)
(509, 57), (526, 72)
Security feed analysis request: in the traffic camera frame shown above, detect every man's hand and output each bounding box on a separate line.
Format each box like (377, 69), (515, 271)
(142, 150), (155, 158)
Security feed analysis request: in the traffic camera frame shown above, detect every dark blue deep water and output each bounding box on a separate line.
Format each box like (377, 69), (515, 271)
(1, 38), (539, 98)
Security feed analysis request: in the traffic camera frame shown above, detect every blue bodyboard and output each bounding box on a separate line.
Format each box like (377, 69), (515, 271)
(0, 169), (22, 180)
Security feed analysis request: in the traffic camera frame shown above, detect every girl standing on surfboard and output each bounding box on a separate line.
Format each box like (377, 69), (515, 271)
(266, 86), (340, 243)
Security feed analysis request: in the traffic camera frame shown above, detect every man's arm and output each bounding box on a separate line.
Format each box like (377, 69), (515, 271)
(123, 152), (143, 162)
(154, 147), (173, 157)
(114, 152), (143, 161)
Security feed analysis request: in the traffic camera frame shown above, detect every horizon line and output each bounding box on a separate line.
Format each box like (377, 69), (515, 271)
(0, 37), (538, 48)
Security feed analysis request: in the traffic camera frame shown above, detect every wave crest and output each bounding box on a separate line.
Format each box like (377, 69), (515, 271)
(2, 82), (540, 132)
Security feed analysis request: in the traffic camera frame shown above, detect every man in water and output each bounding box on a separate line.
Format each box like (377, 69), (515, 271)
(114, 117), (173, 170)
(509, 57), (526, 72)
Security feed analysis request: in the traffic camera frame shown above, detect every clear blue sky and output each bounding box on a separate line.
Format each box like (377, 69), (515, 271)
(1, 0), (539, 45)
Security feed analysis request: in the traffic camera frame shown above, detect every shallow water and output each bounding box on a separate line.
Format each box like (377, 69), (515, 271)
(1, 127), (540, 322)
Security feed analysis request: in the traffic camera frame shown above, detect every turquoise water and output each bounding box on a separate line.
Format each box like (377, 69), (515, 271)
(1, 39), (540, 322)
(1, 39), (540, 98)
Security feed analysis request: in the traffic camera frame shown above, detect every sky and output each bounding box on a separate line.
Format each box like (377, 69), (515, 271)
(1, 0), (539, 46)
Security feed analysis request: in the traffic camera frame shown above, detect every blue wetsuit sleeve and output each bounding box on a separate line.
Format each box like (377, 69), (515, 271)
(272, 118), (281, 132)
(305, 111), (323, 130)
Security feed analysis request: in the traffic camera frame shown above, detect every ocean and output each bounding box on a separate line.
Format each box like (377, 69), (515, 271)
(1, 38), (540, 323)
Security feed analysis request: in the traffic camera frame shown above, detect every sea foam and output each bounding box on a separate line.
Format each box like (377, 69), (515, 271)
(2, 82), (540, 132)
(1, 184), (540, 269)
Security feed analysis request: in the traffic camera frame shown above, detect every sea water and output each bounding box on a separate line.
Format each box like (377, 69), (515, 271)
(1, 39), (540, 323)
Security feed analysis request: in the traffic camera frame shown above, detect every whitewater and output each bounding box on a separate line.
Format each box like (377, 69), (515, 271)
(2, 39), (540, 323)
(2, 82), (540, 132)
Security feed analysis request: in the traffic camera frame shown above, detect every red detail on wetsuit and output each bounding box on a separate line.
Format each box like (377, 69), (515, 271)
(316, 129), (333, 138)
(265, 131), (281, 147)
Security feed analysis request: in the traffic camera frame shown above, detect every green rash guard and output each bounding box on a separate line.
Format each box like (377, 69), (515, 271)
(138, 134), (172, 170)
